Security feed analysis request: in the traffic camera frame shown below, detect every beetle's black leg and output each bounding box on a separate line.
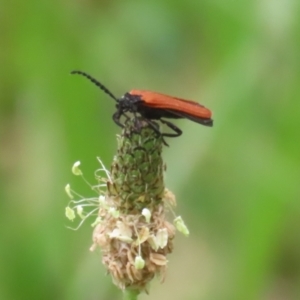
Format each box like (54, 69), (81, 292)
(112, 111), (124, 128)
(142, 118), (169, 146)
(122, 113), (130, 125)
(141, 118), (159, 134)
(132, 112), (141, 131)
(160, 119), (182, 137)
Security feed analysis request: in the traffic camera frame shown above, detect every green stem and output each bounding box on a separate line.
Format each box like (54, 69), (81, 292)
(123, 289), (140, 300)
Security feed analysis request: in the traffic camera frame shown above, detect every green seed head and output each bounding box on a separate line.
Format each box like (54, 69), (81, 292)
(108, 119), (165, 212)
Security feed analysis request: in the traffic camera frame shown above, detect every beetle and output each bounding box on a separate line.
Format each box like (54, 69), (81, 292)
(71, 70), (213, 142)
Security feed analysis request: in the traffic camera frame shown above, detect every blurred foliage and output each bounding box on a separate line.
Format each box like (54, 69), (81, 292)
(1, 0), (300, 299)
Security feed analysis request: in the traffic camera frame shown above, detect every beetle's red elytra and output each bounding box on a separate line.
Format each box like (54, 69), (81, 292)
(71, 70), (213, 144)
(129, 89), (212, 121)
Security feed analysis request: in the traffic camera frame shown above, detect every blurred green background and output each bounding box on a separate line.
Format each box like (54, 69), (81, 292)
(1, 1), (300, 299)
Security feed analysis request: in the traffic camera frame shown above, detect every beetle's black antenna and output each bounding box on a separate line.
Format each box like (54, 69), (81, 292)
(71, 70), (118, 102)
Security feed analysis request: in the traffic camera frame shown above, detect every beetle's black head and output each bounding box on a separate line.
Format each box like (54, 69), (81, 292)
(117, 92), (143, 112)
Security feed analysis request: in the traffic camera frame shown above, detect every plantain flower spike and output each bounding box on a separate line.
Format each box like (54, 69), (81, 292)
(90, 118), (177, 294)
